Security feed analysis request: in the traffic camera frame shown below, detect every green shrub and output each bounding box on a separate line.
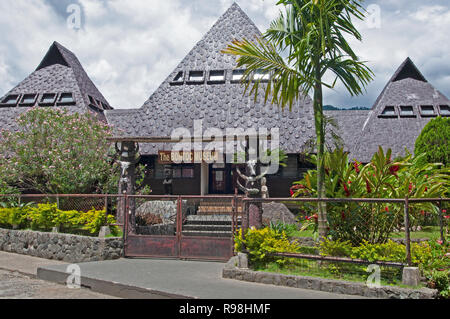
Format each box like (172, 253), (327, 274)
(235, 227), (300, 266)
(319, 239), (353, 257)
(415, 117), (449, 167)
(269, 221), (298, 237)
(0, 203), (118, 236)
(424, 270), (450, 299)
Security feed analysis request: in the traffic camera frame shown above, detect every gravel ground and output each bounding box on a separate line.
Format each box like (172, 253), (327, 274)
(0, 269), (118, 299)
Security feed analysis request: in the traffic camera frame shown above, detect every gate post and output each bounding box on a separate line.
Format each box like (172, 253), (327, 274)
(116, 141), (139, 229)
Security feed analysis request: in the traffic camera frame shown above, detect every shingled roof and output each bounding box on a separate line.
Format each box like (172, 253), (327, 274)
(106, 3), (316, 155)
(0, 41), (112, 133)
(328, 57), (450, 163)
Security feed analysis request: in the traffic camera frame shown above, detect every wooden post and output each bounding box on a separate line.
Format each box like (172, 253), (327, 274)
(404, 197), (412, 266)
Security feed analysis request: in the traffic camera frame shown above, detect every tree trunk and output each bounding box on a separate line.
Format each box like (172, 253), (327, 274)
(313, 62), (328, 241)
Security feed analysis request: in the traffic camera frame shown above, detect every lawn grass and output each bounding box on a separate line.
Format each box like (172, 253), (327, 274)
(389, 226), (442, 240)
(254, 260), (421, 289)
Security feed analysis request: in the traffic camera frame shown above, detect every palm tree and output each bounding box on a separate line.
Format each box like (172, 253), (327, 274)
(223, 0), (374, 239)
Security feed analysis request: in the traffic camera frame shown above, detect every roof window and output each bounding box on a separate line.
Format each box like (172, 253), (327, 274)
(187, 71), (205, 84)
(0, 94), (20, 107)
(379, 106), (397, 117)
(253, 70), (270, 82)
(399, 105), (416, 117)
(420, 105), (436, 117)
(208, 70), (226, 84)
(439, 105), (450, 116)
(170, 71), (184, 86)
(19, 94), (38, 107)
(231, 70), (245, 83)
(39, 93), (57, 106)
(57, 93), (76, 106)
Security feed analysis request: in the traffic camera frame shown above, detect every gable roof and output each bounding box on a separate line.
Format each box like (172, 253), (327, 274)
(106, 3), (316, 155)
(337, 57), (450, 163)
(0, 41), (112, 133)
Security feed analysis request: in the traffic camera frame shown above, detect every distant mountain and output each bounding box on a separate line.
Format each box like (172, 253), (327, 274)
(324, 105), (370, 111)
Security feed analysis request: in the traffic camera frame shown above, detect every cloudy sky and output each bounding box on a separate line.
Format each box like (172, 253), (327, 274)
(0, 0), (449, 109)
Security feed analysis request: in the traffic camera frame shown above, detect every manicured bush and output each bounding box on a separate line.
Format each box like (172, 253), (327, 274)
(415, 117), (449, 167)
(0, 203), (118, 236)
(235, 227), (300, 266)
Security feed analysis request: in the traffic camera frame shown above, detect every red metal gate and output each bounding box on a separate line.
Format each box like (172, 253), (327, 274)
(123, 195), (241, 261)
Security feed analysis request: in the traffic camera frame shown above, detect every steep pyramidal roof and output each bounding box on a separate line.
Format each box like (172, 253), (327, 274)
(333, 57), (450, 162)
(0, 41), (112, 133)
(107, 3), (316, 155)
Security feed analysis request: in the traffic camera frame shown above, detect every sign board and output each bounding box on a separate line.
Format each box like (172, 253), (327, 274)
(158, 150), (221, 164)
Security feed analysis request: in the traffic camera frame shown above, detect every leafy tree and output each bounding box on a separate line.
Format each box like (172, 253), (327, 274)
(223, 0), (373, 239)
(0, 108), (118, 194)
(415, 117), (449, 167)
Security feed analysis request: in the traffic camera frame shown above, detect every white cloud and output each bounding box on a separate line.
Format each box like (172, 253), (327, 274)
(0, 0), (448, 110)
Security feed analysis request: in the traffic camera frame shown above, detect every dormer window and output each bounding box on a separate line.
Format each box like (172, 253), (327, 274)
(88, 95), (97, 107)
(57, 93), (76, 106)
(39, 93), (57, 106)
(380, 106), (397, 117)
(101, 102), (110, 110)
(253, 70), (270, 82)
(0, 94), (20, 107)
(170, 71), (184, 86)
(439, 105), (450, 116)
(231, 70), (245, 83)
(420, 105), (436, 117)
(187, 71), (205, 83)
(19, 94), (38, 107)
(208, 70), (225, 84)
(399, 105), (415, 117)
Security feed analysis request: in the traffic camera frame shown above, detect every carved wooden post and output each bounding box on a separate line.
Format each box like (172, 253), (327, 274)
(117, 141), (139, 232)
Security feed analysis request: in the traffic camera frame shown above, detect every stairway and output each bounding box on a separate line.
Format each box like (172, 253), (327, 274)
(182, 199), (242, 237)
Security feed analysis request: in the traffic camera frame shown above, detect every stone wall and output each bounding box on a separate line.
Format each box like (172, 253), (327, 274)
(0, 228), (123, 263)
(223, 256), (438, 299)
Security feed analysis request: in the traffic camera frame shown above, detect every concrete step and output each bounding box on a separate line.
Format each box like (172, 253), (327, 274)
(183, 224), (232, 232)
(181, 230), (233, 238)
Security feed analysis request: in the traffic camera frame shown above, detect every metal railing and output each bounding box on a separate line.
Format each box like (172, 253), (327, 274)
(242, 196), (449, 266)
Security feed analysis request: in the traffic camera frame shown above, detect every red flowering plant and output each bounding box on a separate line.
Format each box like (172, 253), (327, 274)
(292, 147), (449, 245)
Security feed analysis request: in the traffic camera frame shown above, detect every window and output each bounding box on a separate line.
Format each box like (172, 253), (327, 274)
(420, 105), (436, 117)
(440, 105), (450, 116)
(0, 94), (20, 107)
(278, 155), (299, 178)
(19, 94), (38, 106)
(187, 71), (204, 83)
(253, 70), (270, 82)
(173, 165), (195, 179)
(57, 93), (75, 105)
(399, 105), (415, 117)
(88, 95), (97, 106)
(154, 162), (165, 180)
(101, 102), (110, 110)
(380, 106), (397, 117)
(231, 70), (245, 82)
(39, 93), (57, 106)
(208, 70), (225, 84)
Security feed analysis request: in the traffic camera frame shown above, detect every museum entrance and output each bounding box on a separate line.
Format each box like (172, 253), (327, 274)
(209, 164), (245, 195)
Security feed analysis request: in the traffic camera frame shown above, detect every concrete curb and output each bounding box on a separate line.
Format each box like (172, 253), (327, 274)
(37, 266), (195, 299)
(222, 265), (438, 299)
